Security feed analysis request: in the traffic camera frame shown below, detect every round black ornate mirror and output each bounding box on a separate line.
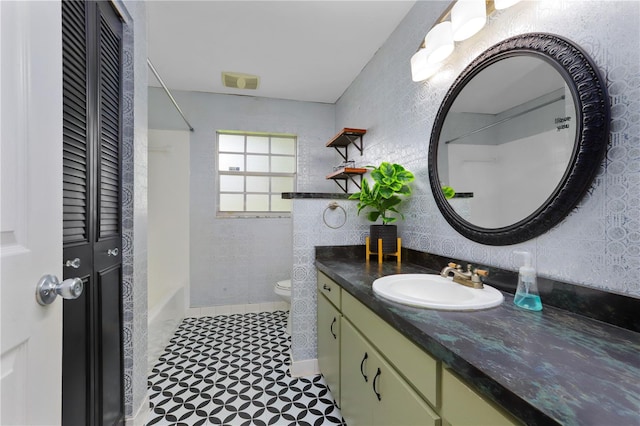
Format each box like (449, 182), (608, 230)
(428, 33), (610, 246)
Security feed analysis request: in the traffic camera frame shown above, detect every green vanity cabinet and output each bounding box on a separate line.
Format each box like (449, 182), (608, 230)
(341, 318), (440, 426)
(342, 290), (439, 407)
(339, 318), (374, 425)
(317, 271), (522, 426)
(317, 272), (342, 405)
(442, 368), (520, 426)
(318, 271), (341, 307)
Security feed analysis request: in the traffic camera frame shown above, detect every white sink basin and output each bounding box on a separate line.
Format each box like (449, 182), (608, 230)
(372, 274), (504, 311)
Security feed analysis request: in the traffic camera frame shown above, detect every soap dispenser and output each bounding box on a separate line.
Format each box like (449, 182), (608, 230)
(513, 251), (542, 311)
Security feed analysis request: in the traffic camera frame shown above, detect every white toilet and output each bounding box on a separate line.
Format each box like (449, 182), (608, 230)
(274, 279), (292, 334)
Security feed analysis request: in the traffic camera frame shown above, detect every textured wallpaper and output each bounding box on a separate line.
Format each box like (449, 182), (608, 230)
(291, 199), (365, 362)
(336, 0), (640, 295)
(292, 0), (640, 362)
(120, 0), (148, 419)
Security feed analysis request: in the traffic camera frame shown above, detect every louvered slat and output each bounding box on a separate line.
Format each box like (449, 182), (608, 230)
(98, 15), (121, 239)
(62, 0), (88, 245)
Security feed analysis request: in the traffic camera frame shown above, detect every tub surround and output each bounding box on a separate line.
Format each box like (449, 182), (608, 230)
(315, 246), (640, 425)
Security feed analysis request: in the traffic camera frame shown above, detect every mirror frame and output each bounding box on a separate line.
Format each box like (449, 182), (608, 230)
(428, 33), (610, 246)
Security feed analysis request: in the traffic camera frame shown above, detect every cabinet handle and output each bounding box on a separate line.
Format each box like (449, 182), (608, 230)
(330, 317), (337, 339)
(323, 284), (331, 292)
(360, 352), (369, 382)
(107, 248), (119, 257)
(372, 368), (382, 401)
(64, 258), (81, 269)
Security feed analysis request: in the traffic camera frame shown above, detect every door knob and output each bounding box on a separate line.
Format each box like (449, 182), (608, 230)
(107, 248), (119, 257)
(35, 274), (83, 305)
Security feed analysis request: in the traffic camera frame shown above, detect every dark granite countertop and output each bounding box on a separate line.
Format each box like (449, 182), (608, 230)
(315, 249), (640, 426)
(281, 192), (353, 199)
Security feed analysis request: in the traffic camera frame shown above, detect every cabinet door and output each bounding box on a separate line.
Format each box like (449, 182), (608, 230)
(370, 348), (440, 426)
(340, 319), (375, 426)
(342, 319), (440, 426)
(317, 292), (341, 405)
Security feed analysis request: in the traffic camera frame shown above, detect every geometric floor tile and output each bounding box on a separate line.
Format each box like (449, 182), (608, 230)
(146, 311), (345, 426)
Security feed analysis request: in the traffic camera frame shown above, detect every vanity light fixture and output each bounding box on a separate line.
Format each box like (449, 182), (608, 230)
(451, 0), (487, 41)
(410, 0), (521, 82)
(424, 21), (455, 63)
(411, 48), (442, 81)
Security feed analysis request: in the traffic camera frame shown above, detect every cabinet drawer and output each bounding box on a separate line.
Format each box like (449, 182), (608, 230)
(342, 290), (439, 408)
(442, 368), (520, 426)
(317, 271), (341, 309)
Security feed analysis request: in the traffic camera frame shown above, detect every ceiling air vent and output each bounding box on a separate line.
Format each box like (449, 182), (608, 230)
(221, 72), (259, 90)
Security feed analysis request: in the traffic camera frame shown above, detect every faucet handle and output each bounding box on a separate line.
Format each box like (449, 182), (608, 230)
(474, 269), (489, 277)
(447, 262), (458, 268)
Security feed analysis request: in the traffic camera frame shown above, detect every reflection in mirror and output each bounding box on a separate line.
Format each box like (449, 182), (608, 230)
(428, 33), (609, 245)
(438, 56), (577, 228)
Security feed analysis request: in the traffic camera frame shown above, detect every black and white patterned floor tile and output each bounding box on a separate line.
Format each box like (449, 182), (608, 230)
(147, 311), (345, 426)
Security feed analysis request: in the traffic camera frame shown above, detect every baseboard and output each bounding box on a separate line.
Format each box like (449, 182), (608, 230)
(187, 301), (289, 318)
(127, 395), (149, 426)
(289, 353), (319, 377)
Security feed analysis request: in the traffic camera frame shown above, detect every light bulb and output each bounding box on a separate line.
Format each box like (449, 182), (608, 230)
(424, 21), (455, 64)
(410, 48), (441, 81)
(451, 0), (487, 41)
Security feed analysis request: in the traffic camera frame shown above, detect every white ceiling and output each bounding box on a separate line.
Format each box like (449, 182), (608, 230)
(451, 56), (566, 115)
(147, 1), (416, 104)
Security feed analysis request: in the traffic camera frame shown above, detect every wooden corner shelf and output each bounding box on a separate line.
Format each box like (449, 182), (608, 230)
(326, 167), (367, 180)
(325, 128), (367, 193)
(326, 128), (366, 160)
(326, 128), (367, 147)
(326, 167), (367, 193)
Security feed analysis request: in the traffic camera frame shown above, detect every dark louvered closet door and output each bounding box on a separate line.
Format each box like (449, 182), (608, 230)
(94, 4), (124, 425)
(62, 2), (93, 425)
(62, 1), (123, 425)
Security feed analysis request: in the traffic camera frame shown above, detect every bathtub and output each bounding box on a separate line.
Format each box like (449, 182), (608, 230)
(147, 286), (185, 374)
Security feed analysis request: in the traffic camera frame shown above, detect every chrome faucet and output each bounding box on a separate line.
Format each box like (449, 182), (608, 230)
(440, 262), (488, 289)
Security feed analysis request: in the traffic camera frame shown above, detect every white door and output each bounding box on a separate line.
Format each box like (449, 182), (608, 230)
(1, 1), (64, 425)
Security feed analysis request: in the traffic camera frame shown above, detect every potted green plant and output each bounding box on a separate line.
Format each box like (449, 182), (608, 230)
(349, 162), (415, 254)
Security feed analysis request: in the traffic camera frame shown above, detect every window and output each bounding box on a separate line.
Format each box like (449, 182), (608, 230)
(217, 131), (296, 217)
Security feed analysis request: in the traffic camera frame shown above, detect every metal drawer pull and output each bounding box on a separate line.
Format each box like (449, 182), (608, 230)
(64, 258), (81, 268)
(323, 284), (331, 292)
(360, 352), (369, 382)
(373, 368), (382, 401)
(330, 317), (337, 339)
(107, 248), (119, 257)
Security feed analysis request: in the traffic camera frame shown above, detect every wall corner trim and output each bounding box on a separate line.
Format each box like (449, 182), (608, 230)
(127, 395), (150, 426)
(289, 353), (320, 377)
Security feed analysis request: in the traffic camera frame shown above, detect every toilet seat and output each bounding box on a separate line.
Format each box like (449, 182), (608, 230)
(274, 279), (292, 335)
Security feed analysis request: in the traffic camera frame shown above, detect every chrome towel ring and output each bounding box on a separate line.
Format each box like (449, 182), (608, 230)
(323, 201), (347, 229)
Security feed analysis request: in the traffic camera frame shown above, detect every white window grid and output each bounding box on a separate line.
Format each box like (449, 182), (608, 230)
(216, 131), (296, 217)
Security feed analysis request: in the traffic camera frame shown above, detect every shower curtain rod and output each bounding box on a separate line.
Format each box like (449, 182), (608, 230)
(444, 95), (565, 145)
(147, 58), (194, 132)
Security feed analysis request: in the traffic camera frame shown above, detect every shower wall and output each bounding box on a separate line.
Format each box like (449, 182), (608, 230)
(148, 88), (336, 308)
